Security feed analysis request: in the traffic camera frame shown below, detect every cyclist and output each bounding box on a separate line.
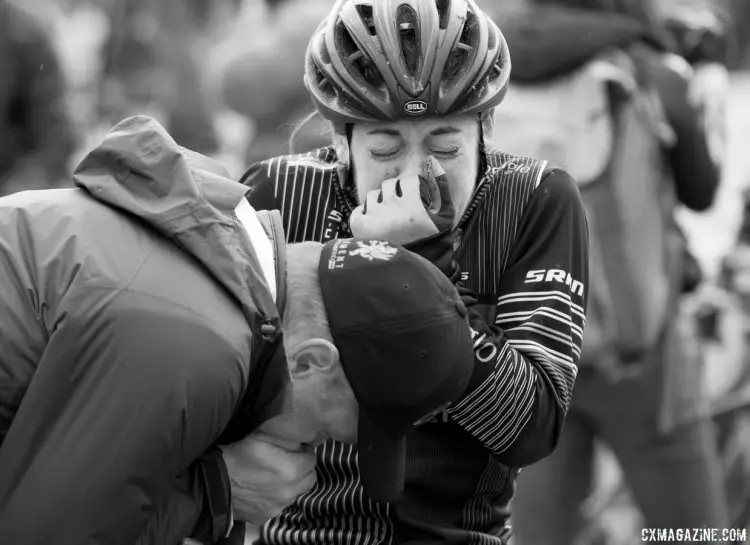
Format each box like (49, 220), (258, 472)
(239, 0), (590, 542)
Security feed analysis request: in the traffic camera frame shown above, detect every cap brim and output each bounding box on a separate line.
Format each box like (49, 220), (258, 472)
(357, 409), (406, 504)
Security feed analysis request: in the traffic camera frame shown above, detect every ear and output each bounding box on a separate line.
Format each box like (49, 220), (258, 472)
(289, 338), (340, 379)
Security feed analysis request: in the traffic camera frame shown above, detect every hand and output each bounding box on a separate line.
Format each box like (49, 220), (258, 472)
(220, 432), (317, 525)
(349, 156), (455, 245)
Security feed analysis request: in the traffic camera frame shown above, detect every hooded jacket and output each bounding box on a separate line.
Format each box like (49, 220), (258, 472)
(0, 116), (288, 544)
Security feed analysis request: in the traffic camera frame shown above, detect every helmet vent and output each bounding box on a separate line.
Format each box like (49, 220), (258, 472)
(336, 20), (361, 59)
(435, 0), (451, 30)
(458, 9), (478, 50)
(313, 63), (332, 91)
(354, 4), (377, 35)
(396, 4), (422, 77)
(441, 9), (477, 86)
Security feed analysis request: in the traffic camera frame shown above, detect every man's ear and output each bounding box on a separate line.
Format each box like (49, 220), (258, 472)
(289, 338), (340, 379)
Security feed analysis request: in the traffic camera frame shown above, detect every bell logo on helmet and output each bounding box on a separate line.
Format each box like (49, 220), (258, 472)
(404, 100), (428, 115)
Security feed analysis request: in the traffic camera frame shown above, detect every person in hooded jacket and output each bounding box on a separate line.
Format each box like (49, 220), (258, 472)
(0, 115), (477, 545)
(498, 1), (728, 542)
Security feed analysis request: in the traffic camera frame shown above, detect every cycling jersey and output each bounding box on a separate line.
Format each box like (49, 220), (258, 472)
(241, 146), (589, 544)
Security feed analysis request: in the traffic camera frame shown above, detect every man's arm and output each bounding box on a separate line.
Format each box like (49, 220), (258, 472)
(446, 169), (589, 467)
(0, 290), (245, 544)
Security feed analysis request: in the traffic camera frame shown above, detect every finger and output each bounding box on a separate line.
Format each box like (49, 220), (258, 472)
(297, 469), (317, 495)
(424, 156), (455, 223)
(379, 177), (403, 204)
(277, 470), (317, 508)
(349, 205), (364, 223)
(349, 205), (386, 240)
(363, 188), (384, 215)
(275, 451), (317, 484)
(392, 175), (422, 203)
(249, 431), (309, 452)
(228, 433), (286, 457)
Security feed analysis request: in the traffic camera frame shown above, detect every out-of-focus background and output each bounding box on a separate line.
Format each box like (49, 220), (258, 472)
(1, 0), (749, 542)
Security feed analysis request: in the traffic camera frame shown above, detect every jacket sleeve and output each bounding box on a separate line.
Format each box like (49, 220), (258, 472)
(0, 247), (46, 448)
(445, 169), (589, 467)
(0, 291), (244, 544)
(644, 53), (720, 211)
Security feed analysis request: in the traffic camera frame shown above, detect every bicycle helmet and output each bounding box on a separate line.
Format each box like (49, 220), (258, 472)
(304, 0), (512, 124)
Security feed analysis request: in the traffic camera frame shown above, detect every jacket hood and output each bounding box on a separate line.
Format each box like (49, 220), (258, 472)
(73, 115), (280, 336)
(503, 6), (661, 83)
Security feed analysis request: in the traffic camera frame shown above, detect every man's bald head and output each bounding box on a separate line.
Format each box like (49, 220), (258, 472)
(283, 241), (332, 350)
(259, 241), (357, 447)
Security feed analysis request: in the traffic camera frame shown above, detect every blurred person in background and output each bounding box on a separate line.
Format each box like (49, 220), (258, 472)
(238, 0), (589, 543)
(657, 0), (732, 166)
(97, 0), (219, 155)
(0, 0), (77, 197)
(491, 0), (728, 543)
(215, 0), (335, 163)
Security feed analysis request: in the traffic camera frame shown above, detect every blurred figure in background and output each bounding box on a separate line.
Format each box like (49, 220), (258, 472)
(0, 0), (77, 197)
(491, 0), (728, 543)
(214, 0), (335, 163)
(657, 0), (732, 167)
(96, 0), (220, 155)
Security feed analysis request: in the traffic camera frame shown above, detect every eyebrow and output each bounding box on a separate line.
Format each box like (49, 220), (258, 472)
(366, 128), (401, 136)
(430, 126), (462, 136)
(366, 126), (462, 136)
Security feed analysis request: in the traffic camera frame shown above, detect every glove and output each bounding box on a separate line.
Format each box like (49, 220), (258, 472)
(403, 157), (457, 276)
(350, 156), (458, 277)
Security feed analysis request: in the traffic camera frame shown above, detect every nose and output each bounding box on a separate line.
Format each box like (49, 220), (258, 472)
(394, 148), (429, 179)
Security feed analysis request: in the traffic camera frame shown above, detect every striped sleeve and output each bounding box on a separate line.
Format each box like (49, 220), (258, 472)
(240, 149), (342, 244)
(446, 168), (589, 467)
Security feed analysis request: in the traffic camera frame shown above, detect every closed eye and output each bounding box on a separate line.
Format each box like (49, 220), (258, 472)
(430, 146), (461, 159)
(369, 147), (402, 160)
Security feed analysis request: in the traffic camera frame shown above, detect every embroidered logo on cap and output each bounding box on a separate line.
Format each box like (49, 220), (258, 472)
(349, 240), (398, 261)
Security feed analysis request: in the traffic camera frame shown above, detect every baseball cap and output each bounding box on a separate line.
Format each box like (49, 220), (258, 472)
(318, 238), (475, 503)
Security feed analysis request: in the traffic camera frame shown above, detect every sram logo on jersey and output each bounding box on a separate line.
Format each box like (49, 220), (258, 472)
(525, 269), (585, 297)
(403, 100), (428, 115)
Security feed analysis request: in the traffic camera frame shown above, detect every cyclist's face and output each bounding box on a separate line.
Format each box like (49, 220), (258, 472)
(349, 115), (480, 221)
